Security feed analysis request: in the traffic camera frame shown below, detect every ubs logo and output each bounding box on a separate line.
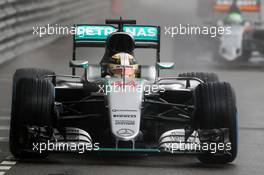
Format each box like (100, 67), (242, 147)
(117, 128), (135, 137)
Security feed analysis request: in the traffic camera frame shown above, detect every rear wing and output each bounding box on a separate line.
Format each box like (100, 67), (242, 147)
(73, 24), (160, 49)
(72, 24), (161, 75)
(214, 0), (261, 12)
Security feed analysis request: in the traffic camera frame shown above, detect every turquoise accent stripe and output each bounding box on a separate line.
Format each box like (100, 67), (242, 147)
(96, 148), (160, 152)
(93, 148), (203, 155)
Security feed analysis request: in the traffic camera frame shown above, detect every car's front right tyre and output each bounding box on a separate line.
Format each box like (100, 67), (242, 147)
(9, 68), (54, 158)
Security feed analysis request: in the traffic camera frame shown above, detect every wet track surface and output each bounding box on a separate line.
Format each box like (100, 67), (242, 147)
(0, 0), (264, 174)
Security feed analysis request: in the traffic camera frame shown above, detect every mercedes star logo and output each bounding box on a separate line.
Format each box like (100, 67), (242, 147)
(117, 128), (135, 137)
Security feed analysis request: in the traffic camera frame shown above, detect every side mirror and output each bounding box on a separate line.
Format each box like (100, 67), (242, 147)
(70, 60), (89, 81)
(156, 62), (175, 69)
(70, 60), (88, 68)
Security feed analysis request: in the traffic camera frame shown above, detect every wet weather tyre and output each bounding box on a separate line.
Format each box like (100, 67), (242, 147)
(194, 82), (238, 164)
(9, 68), (55, 158)
(178, 72), (219, 83)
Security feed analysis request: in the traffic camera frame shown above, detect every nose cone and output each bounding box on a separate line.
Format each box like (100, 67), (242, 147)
(220, 47), (241, 61)
(107, 78), (144, 141)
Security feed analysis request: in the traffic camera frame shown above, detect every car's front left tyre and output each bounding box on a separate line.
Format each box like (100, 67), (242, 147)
(194, 82), (238, 164)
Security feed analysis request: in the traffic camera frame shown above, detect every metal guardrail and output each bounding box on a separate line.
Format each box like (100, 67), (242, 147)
(0, 0), (111, 64)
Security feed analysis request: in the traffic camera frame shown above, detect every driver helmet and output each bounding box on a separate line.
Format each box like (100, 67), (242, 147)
(225, 12), (243, 24)
(108, 52), (138, 78)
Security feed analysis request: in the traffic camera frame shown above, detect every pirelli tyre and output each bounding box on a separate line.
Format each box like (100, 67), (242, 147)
(9, 68), (55, 158)
(194, 82), (238, 164)
(178, 72), (219, 83)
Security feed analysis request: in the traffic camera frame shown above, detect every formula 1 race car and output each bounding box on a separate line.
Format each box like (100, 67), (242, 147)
(214, 0), (264, 63)
(9, 18), (238, 164)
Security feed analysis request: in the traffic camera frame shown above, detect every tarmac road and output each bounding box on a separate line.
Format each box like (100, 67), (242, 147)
(0, 0), (264, 174)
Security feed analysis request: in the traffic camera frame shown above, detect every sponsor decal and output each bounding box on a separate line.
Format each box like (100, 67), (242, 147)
(112, 109), (138, 112)
(117, 128), (135, 137)
(75, 25), (158, 41)
(113, 114), (136, 118)
(115, 120), (135, 125)
(123, 26), (158, 41)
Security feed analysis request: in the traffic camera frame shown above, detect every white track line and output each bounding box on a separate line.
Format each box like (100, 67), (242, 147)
(0, 157), (17, 175)
(1, 161), (16, 165)
(0, 166), (11, 170)
(0, 126), (9, 130)
(0, 137), (8, 142)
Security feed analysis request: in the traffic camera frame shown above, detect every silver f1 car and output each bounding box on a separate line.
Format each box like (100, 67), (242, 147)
(9, 18), (238, 164)
(215, 0), (264, 63)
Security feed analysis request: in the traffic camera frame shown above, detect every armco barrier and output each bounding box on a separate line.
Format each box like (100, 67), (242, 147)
(0, 0), (111, 64)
